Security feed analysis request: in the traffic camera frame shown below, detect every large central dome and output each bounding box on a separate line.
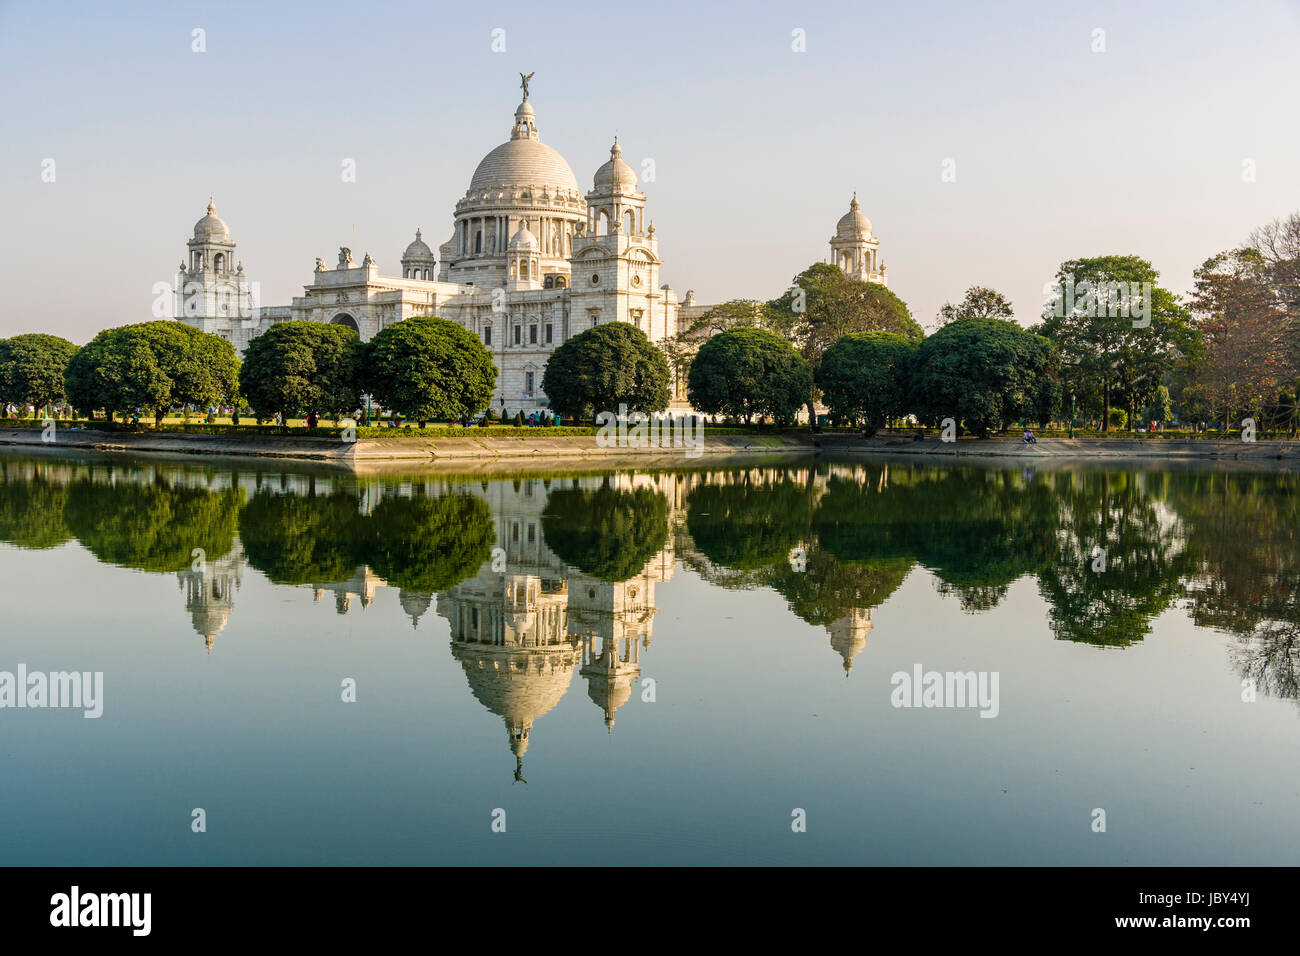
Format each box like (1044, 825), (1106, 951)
(467, 99), (580, 194)
(469, 138), (580, 193)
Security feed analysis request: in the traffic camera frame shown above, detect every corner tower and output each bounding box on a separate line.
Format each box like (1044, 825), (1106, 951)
(829, 193), (886, 286)
(569, 138), (672, 341)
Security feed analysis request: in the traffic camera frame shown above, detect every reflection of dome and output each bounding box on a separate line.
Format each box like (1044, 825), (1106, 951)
(593, 138), (637, 188)
(836, 193), (871, 236)
(469, 101), (580, 193)
(452, 641), (580, 764)
(828, 608), (873, 676)
(398, 590), (432, 628)
(192, 605), (231, 649)
(585, 673), (634, 731)
(193, 198), (230, 241)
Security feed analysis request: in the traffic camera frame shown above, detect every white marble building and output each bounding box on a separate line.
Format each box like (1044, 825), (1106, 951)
(174, 79), (887, 416)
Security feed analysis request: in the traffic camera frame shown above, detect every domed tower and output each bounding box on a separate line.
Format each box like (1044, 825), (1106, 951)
(175, 197), (258, 351)
(569, 137), (673, 340)
(400, 229), (436, 280)
(506, 219), (541, 290)
(829, 193), (886, 286)
(440, 83), (586, 288)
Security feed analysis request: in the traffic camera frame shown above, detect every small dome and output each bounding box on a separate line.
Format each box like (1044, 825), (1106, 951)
(403, 229), (434, 260)
(193, 198), (230, 242)
(593, 137), (637, 188)
(837, 193), (872, 236)
(508, 221), (539, 250)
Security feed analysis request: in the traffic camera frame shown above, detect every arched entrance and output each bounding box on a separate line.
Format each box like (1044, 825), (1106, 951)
(332, 313), (359, 333)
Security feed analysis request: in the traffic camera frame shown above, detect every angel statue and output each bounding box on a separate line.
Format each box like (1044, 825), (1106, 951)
(519, 72), (534, 100)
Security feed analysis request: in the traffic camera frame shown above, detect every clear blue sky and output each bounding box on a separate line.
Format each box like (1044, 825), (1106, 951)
(2, 0), (1298, 343)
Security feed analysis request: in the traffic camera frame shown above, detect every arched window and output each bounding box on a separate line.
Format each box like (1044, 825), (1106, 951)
(332, 313), (359, 334)
(213, 253), (225, 273)
(625, 210), (635, 235)
(597, 210), (610, 236)
(475, 231), (482, 253)
(554, 275), (567, 289)
(543, 275), (554, 289)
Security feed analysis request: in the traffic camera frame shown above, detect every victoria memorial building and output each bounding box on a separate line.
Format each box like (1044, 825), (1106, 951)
(173, 78), (888, 416)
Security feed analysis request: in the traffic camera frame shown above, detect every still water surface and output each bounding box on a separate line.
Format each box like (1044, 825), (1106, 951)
(1, 449), (1297, 864)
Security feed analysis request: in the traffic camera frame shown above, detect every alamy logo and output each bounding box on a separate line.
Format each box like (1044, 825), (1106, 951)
(50, 886), (150, 936)
(890, 663), (1000, 718)
(1045, 275), (1153, 328)
(595, 404), (705, 459)
(0, 665), (103, 718)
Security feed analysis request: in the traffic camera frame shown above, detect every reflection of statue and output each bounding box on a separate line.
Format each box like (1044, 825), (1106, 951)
(519, 71), (534, 100)
(338, 247), (353, 268)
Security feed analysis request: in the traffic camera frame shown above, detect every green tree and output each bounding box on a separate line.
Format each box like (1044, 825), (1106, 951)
(1141, 384), (1173, 426)
(239, 321), (363, 421)
(817, 331), (916, 433)
(936, 286), (1015, 326)
(687, 327), (811, 424)
(909, 318), (1058, 436)
(1037, 256), (1198, 432)
(0, 333), (80, 414)
(768, 263), (922, 424)
(541, 323), (670, 418)
(363, 317), (496, 424)
(64, 322), (239, 423)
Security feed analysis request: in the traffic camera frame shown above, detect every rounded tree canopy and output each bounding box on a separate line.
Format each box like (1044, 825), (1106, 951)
(908, 317), (1057, 436)
(0, 333), (80, 409)
(239, 320), (363, 419)
(542, 322), (670, 418)
(363, 316), (496, 422)
(687, 326), (811, 423)
(65, 321), (239, 418)
(817, 331), (916, 432)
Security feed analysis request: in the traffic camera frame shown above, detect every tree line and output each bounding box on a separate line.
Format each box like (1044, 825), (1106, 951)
(3, 208), (1297, 434)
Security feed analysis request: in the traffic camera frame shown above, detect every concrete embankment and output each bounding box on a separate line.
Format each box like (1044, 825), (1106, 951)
(2, 427), (1297, 468)
(0, 427), (813, 464)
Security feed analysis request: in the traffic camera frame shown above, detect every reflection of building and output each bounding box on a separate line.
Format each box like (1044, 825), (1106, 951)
(828, 607), (873, 676)
(175, 541), (245, 651)
(436, 475), (678, 777)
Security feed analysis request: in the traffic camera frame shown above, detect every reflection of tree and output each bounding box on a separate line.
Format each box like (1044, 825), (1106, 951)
(1037, 472), (1189, 647)
(239, 490), (363, 585)
(65, 477), (240, 572)
(1173, 471), (1300, 703)
(364, 491), (494, 592)
(686, 477), (811, 570)
(0, 472), (71, 550)
(541, 484), (667, 582)
(765, 543), (912, 627)
(815, 469), (1057, 611)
